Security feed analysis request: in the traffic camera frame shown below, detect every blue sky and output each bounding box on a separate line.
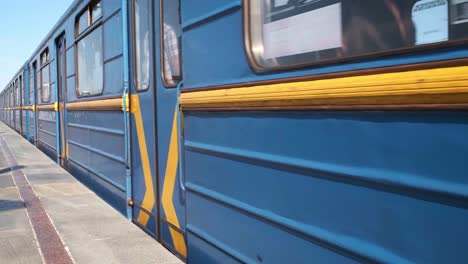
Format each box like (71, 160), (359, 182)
(0, 0), (75, 90)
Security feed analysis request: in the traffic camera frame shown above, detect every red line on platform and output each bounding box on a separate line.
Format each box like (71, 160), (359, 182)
(0, 137), (73, 264)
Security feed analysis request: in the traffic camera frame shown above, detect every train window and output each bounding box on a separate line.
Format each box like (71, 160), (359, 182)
(91, 2), (103, 23)
(76, 1), (103, 36)
(246, 0), (468, 71)
(77, 10), (89, 35)
(133, 0), (150, 91)
(29, 63), (35, 104)
(75, 1), (104, 97)
(76, 27), (103, 97)
(14, 81), (19, 106)
(36, 68), (41, 103)
(40, 49), (51, 102)
(20, 75), (24, 105)
(161, 0), (182, 87)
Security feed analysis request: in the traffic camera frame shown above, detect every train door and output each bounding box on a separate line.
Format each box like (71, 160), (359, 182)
(130, 0), (159, 239)
(9, 88), (12, 127)
(34, 62), (39, 146)
(25, 68), (30, 141)
(155, 0), (186, 259)
(56, 35), (68, 168)
(19, 79), (22, 134)
(31, 62), (38, 145)
(20, 74), (24, 137)
(13, 82), (17, 130)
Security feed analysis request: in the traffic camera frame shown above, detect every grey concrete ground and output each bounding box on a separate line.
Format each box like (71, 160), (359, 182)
(0, 122), (182, 264)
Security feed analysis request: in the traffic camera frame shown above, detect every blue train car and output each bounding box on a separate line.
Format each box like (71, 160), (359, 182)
(3, 66), (28, 135)
(179, 0), (468, 263)
(23, 0), (130, 215)
(2, 0), (468, 263)
(0, 89), (5, 122)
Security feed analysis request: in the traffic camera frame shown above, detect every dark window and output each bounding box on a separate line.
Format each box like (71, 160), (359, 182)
(133, 0), (151, 91)
(36, 68), (41, 104)
(246, 0), (468, 70)
(16, 81), (19, 106)
(161, 0), (182, 87)
(75, 1), (104, 97)
(29, 64), (35, 104)
(76, 27), (103, 96)
(20, 75), (24, 105)
(40, 49), (51, 102)
(75, 1), (103, 36)
(91, 2), (103, 22)
(77, 10), (90, 35)
(14, 81), (19, 106)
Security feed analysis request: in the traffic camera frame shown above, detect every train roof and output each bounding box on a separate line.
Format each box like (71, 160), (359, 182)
(27, 0), (82, 62)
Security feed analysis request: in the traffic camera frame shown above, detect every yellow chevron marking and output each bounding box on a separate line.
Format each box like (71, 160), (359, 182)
(132, 94), (155, 226)
(161, 107), (187, 257)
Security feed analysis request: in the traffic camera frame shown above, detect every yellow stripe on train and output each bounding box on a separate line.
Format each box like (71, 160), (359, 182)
(180, 65), (468, 109)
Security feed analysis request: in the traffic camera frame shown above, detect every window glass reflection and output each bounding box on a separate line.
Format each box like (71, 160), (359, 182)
(41, 65), (50, 102)
(134, 0), (150, 91)
(162, 0), (182, 87)
(248, 0), (468, 69)
(77, 11), (89, 35)
(92, 3), (102, 23)
(77, 27), (103, 97)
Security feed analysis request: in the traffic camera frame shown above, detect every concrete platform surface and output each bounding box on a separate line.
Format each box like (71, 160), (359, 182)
(0, 122), (182, 264)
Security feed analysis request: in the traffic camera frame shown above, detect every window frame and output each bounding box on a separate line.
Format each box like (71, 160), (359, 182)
(20, 75), (24, 106)
(132, 0), (152, 92)
(243, 0), (468, 73)
(16, 79), (21, 106)
(159, 0), (183, 88)
(74, 0), (104, 98)
(29, 62), (36, 105)
(40, 48), (51, 103)
(10, 86), (13, 107)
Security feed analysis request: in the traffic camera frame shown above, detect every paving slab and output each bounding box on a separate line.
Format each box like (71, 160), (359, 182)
(0, 122), (182, 264)
(32, 182), (92, 197)
(0, 176), (42, 264)
(0, 175), (14, 188)
(27, 172), (75, 185)
(0, 230), (43, 264)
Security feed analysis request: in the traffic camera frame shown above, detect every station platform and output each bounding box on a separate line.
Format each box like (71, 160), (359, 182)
(0, 122), (182, 264)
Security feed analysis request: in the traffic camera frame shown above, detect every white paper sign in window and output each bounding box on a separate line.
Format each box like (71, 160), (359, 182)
(412, 0), (449, 45)
(263, 3), (342, 60)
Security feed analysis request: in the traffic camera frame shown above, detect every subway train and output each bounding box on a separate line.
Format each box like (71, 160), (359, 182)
(1, 0), (468, 263)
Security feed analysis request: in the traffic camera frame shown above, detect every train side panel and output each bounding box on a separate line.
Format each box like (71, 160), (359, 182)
(64, 0), (127, 214)
(180, 1), (468, 263)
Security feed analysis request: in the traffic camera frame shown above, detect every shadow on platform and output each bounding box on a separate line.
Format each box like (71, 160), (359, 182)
(0, 165), (25, 174)
(0, 200), (25, 211)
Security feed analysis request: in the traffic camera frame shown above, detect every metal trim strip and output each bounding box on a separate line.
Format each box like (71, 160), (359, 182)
(186, 224), (254, 264)
(185, 140), (468, 208)
(38, 139), (56, 152)
(39, 128), (56, 137)
(186, 183), (407, 263)
(67, 122), (125, 135)
(68, 157), (126, 191)
(68, 139), (126, 164)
